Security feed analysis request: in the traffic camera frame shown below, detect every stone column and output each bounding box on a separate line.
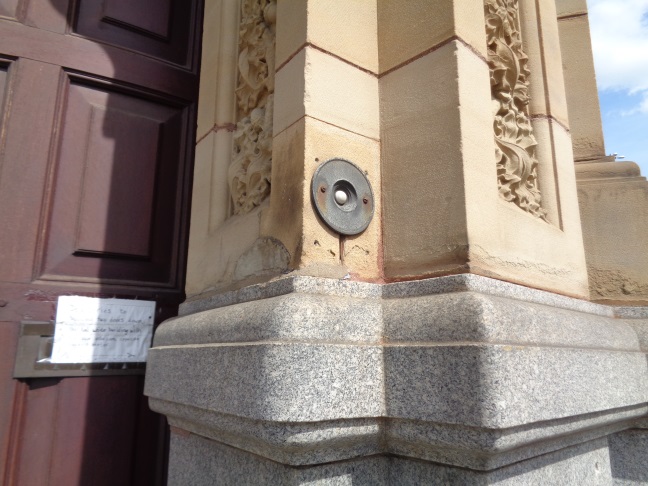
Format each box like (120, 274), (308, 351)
(556, 0), (648, 305)
(145, 0), (648, 483)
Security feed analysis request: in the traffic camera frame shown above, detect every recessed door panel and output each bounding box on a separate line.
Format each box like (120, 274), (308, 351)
(40, 75), (189, 287)
(74, 0), (195, 66)
(76, 103), (159, 259)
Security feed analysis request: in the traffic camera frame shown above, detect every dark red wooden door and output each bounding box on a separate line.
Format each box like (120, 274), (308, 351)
(0, 1), (202, 484)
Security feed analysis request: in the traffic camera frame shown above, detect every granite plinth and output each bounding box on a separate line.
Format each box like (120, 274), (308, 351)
(145, 275), (648, 479)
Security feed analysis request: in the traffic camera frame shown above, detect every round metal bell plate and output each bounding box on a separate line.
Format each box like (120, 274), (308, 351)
(311, 158), (374, 236)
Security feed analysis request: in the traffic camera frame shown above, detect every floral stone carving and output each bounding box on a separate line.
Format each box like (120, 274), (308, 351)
(229, 0), (276, 215)
(485, 0), (546, 220)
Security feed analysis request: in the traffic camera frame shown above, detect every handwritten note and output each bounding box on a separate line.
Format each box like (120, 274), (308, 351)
(51, 296), (156, 364)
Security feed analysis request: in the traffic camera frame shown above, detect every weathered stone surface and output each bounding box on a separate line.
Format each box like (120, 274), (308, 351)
(577, 163), (648, 305)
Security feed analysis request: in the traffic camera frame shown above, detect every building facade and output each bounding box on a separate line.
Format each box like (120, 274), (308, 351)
(2, 0), (648, 484)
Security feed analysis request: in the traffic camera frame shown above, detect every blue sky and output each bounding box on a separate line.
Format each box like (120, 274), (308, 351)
(588, 0), (648, 174)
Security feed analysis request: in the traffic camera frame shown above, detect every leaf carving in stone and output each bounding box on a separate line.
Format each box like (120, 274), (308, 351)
(485, 0), (546, 220)
(230, 0), (276, 216)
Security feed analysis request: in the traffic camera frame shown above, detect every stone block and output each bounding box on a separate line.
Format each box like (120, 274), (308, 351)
(187, 0), (249, 296)
(466, 118), (589, 298)
(303, 47), (379, 139)
(275, 0), (307, 69)
(377, 0), (454, 74)
(273, 48), (307, 136)
(168, 432), (389, 486)
(384, 344), (647, 428)
(147, 343), (384, 422)
(307, 0), (378, 74)
(274, 47), (379, 140)
(380, 41), (470, 279)
(196, 0), (238, 140)
(377, 0), (487, 74)
(555, 0), (588, 17)
(263, 118), (315, 269)
(163, 399), (620, 484)
(187, 132), (264, 297)
(389, 437), (613, 485)
(302, 118), (381, 279)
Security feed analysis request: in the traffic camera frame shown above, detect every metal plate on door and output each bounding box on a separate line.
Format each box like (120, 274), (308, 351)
(311, 158), (374, 235)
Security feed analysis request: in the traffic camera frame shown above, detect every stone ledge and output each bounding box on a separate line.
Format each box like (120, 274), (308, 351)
(576, 161), (646, 183)
(165, 276), (645, 352)
(152, 398), (383, 466)
(152, 394), (647, 471)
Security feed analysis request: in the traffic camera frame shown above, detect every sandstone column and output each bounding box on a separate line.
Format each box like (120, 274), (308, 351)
(380, 0), (588, 297)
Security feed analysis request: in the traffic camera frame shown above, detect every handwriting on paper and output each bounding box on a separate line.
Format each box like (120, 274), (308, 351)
(51, 296), (156, 364)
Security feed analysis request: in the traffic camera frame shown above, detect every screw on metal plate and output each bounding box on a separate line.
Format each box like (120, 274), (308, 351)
(311, 158), (374, 235)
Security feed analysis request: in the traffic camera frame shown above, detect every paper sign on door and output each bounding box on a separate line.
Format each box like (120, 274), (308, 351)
(51, 296), (156, 364)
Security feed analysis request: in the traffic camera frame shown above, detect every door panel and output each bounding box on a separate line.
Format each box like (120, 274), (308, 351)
(10, 380), (59, 486)
(24, 0), (69, 33)
(74, 102), (159, 259)
(40, 75), (190, 286)
(75, 0), (194, 65)
(47, 378), (140, 486)
(10, 377), (150, 486)
(0, 59), (62, 283)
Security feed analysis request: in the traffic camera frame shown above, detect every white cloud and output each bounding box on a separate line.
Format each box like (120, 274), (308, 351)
(588, 0), (648, 113)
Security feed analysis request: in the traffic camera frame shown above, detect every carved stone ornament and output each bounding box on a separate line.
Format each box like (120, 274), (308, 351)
(485, 0), (546, 220)
(229, 0), (276, 215)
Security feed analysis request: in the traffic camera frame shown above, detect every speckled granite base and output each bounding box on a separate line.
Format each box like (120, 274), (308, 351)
(169, 432), (615, 485)
(145, 275), (648, 483)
